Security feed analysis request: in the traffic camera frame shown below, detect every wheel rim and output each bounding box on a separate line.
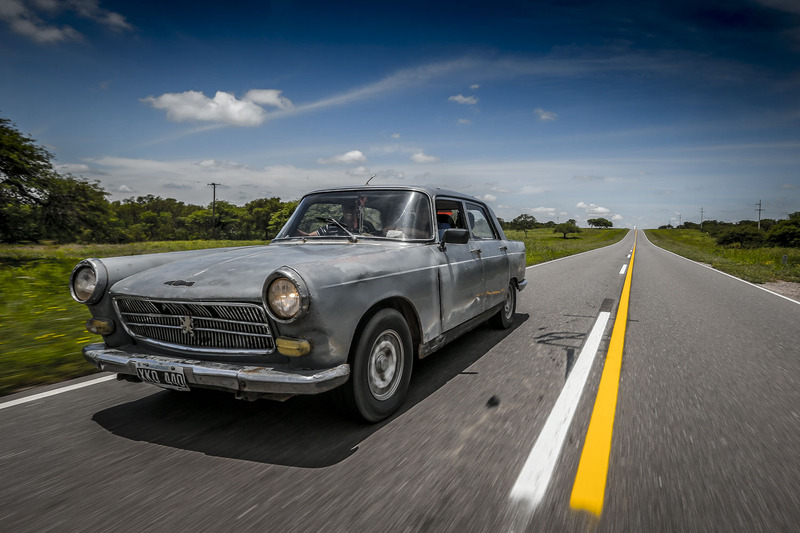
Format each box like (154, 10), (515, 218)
(367, 329), (404, 401)
(503, 285), (515, 320)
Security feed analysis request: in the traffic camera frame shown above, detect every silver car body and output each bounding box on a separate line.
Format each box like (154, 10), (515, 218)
(74, 185), (527, 402)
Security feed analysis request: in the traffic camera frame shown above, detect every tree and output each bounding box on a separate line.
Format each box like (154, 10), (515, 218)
(268, 201), (299, 236)
(766, 212), (800, 248)
(1, 115), (115, 243)
(715, 226), (765, 248)
(553, 221), (581, 238)
(510, 213), (537, 235)
(587, 217), (613, 229)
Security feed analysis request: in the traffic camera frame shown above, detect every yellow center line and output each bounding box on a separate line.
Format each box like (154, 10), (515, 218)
(570, 230), (637, 516)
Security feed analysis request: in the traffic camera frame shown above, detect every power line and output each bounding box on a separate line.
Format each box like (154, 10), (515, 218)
(755, 200), (765, 230)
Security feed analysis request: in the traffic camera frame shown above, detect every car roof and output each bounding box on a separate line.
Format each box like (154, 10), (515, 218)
(303, 184), (483, 204)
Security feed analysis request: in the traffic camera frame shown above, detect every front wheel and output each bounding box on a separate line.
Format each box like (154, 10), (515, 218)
(490, 281), (517, 329)
(340, 308), (413, 422)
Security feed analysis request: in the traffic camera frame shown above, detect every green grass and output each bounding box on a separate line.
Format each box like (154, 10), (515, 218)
(645, 229), (800, 284)
(0, 240), (266, 396)
(0, 231), (628, 397)
(504, 228), (629, 265)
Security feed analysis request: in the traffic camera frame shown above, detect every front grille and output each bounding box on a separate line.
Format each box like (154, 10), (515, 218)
(114, 297), (274, 354)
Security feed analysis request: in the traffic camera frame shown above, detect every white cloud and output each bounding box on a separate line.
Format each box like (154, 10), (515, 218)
(391, 133), (401, 138)
(55, 163), (91, 174)
(534, 108), (558, 121)
(470, 84), (480, 89)
(142, 90), (273, 126)
(411, 152), (440, 163)
(458, 118), (472, 125)
(243, 89), (294, 110)
(520, 185), (548, 194)
(482, 194), (497, 202)
(612, 214), (623, 221)
(529, 207), (558, 218)
(0, 0), (131, 44)
(449, 94), (478, 105)
(577, 201), (611, 215)
(318, 150), (367, 164)
(196, 159), (251, 170)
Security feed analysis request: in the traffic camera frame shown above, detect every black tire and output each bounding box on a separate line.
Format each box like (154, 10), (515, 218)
(340, 308), (413, 422)
(490, 281), (516, 329)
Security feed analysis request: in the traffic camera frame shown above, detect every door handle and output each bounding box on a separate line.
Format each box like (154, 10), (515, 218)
(499, 245), (508, 251)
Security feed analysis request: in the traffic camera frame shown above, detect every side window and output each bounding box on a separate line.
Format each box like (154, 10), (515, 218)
(465, 203), (498, 240)
(435, 199), (466, 239)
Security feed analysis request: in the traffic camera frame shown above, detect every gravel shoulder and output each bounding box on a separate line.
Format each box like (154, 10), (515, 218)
(761, 280), (800, 302)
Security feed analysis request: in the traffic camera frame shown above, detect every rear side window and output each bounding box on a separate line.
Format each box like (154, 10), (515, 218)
(465, 202), (498, 240)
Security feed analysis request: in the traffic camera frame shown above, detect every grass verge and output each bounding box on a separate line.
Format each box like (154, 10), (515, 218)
(1, 232), (627, 396)
(645, 229), (800, 284)
(504, 228), (629, 265)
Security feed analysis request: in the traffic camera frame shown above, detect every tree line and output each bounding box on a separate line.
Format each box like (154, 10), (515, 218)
(3, 114), (797, 247)
(659, 216), (800, 248)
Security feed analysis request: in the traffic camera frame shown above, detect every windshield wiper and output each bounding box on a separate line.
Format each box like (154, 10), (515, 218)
(317, 217), (358, 243)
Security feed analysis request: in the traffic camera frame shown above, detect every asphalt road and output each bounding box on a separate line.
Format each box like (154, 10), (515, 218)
(2, 230), (799, 532)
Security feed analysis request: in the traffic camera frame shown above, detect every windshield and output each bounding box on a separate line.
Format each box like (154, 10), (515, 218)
(275, 190), (434, 241)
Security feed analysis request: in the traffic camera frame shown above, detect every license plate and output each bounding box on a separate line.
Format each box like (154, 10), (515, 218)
(134, 361), (190, 391)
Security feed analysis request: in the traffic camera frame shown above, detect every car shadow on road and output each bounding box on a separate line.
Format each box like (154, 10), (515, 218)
(92, 314), (529, 468)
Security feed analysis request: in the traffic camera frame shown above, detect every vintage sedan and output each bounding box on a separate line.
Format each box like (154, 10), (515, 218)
(71, 185), (527, 421)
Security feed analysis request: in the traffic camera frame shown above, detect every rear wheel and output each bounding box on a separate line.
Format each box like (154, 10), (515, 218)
(340, 308), (413, 422)
(490, 281), (516, 329)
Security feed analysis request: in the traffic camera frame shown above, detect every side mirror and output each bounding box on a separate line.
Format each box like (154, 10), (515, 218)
(439, 228), (470, 250)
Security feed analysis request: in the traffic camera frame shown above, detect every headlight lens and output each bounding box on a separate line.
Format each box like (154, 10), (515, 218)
(267, 277), (301, 319)
(72, 266), (98, 303)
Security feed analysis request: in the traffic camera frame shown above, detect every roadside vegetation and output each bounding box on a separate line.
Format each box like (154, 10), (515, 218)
(645, 229), (800, 284)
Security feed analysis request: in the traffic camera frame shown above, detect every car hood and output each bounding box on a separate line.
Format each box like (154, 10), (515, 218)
(109, 241), (424, 301)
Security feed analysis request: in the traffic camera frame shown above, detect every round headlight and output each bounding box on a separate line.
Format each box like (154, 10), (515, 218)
(70, 259), (107, 305)
(72, 265), (98, 303)
(267, 277), (301, 319)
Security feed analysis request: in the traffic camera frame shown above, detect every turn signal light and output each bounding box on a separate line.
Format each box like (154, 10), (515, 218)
(86, 318), (115, 336)
(276, 337), (311, 357)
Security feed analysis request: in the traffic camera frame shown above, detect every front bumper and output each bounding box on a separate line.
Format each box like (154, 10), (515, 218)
(83, 343), (350, 396)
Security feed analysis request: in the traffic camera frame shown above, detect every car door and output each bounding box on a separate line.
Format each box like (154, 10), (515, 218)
(436, 199), (486, 332)
(464, 201), (510, 312)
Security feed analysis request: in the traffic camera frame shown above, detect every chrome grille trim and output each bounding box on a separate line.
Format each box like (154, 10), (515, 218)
(114, 297), (274, 355)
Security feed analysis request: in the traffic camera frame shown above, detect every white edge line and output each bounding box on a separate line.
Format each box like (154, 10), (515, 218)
(640, 231), (800, 306)
(0, 375), (116, 411)
(509, 311), (612, 510)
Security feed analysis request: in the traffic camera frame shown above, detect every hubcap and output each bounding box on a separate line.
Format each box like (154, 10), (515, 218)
(504, 288), (514, 319)
(368, 329), (403, 401)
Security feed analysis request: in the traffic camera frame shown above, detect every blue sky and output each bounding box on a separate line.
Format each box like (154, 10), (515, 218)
(1, 0), (799, 228)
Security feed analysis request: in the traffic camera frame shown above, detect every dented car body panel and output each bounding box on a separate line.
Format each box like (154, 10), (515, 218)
(72, 185), (527, 409)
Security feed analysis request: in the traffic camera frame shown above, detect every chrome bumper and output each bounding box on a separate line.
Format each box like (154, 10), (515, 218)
(83, 343), (350, 396)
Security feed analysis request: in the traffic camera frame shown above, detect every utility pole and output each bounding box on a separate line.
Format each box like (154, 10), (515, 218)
(700, 207), (704, 231)
(755, 200), (765, 230)
(678, 213), (682, 227)
(208, 182), (220, 239)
